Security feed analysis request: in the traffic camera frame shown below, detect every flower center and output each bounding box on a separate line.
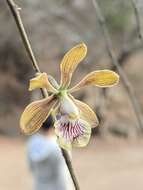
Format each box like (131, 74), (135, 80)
(58, 93), (79, 118)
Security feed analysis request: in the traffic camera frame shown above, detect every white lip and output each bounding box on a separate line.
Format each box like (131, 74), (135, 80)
(60, 95), (79, 117)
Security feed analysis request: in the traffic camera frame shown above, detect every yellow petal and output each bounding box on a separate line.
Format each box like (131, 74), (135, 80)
(72, 122), (91, 148)
(69, 70), (119, 92)
(29, 73), (58, 93)
(20, 95), (57, 135)
(70, 95), (99, 128)
(60, 43), (87, 88)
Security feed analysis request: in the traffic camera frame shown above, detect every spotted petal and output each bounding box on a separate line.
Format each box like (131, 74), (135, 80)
(20, 95), (57, 135)
(70, 95), (99, 128)
(69, 70), (119, 92)
(29, 73), (58, 93)
(60, 43), (87, 89)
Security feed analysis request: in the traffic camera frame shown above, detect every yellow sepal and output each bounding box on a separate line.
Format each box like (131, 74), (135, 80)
(29, 73), (58, 93)
(60, 43), (87, 88)
(69, 70), (119, 92)
(20, 95), (57, 135)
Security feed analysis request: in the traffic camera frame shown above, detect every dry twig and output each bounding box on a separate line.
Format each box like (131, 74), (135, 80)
(131, 0), (143, 44)
(113, 42), (143, 71)
(6, 0), (80, 189)
(92, 0), (143, 133)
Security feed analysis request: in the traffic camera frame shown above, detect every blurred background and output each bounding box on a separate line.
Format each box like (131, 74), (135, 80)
(0, 0), (143, 189)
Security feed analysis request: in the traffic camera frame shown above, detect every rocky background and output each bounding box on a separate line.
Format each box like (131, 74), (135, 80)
(0, 0), (143, 137)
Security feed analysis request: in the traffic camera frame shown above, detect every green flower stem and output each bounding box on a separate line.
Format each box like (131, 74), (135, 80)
(57, 89), (68, 98)
(6, 0), (80, 189)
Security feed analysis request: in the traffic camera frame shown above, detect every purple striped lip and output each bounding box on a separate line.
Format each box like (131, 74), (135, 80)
(57, 116), (85, 141)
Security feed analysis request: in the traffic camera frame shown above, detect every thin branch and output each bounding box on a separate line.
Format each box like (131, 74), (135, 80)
(113, 42), (143, 71)
(6, 0), (80, 189)
(131, 0), (143, 44)
(6, 0), (48, 97)
(6, 0), (39, 72)
(62, 149), (80, 190)
(92, 0), (143, 133)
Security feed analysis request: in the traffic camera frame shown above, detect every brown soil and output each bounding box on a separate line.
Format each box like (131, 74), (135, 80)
(0, 136), (143, 190)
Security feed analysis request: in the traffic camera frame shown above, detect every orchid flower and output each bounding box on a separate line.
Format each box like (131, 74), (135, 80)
(20, 43), (119, 150)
